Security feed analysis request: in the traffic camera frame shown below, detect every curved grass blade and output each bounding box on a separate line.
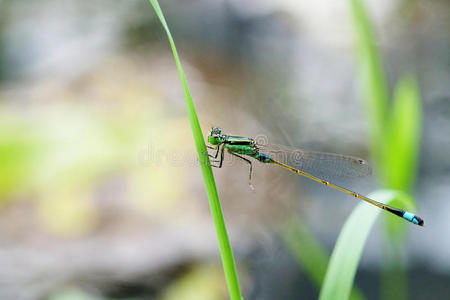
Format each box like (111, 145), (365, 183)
(351, 1), (423, 299)
(147, 1), (242, 299)
(282, 219), (366, 300)
(318, 190), (414, 300)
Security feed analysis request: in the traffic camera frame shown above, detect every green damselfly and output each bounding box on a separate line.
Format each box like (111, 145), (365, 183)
(207, 127), (423, 226)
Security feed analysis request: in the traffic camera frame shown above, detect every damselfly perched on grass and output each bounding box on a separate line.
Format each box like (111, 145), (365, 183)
(207, 127), (424, 226)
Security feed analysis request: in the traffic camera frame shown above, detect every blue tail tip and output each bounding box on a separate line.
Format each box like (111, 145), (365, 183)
(415, 216), (424, 226)
(403, 211), (424, 226)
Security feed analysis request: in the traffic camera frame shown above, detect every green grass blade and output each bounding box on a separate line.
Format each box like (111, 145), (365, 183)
(350, 1), (423, 299)
(282, 219), (366, 300)
(380, 234), (408, 300)
(381, 81), (422, 299)
(147, 1), (242, 299)
(282, 220), (328, 287)
(383, 76), (422, 192)
(319, 190), (410, 300)
(382, 76), (421, 239)
(350, 0), (389, 167)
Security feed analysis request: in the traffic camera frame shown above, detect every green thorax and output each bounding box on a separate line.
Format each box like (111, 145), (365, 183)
(226, 136), (254, 145)
(223, 136), (272, 163)
(224, 135), (256, 156)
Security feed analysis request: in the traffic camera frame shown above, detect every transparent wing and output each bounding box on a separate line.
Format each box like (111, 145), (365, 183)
(257, 143), (372, 180)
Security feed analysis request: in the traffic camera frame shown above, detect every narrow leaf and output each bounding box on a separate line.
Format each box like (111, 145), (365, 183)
(350, 0), (389, 167)
(282, 219), (366, 300)
(383, 76), (422, 192)
(147, 1), (242, 299)
(319, 190), (407, 300)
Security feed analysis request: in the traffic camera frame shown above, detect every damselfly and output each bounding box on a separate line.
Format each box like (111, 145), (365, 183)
(207, 127), (423, 226)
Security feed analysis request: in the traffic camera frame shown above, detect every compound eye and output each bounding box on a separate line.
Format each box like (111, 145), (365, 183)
(211, 127), (222, 135)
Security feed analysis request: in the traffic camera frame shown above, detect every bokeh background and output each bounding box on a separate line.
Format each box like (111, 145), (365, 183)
(0, 0), (449, 299)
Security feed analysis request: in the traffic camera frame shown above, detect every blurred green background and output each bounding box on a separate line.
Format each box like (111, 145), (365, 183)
(0, 0), (449, 299)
